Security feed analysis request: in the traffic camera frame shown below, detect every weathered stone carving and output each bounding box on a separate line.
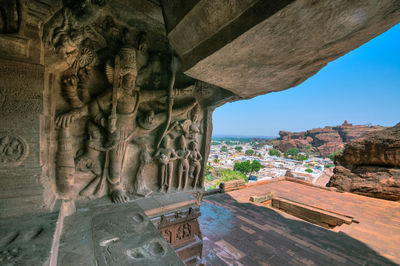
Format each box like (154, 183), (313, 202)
(189, 141), (202, 188)
(176, 135), (190, 190)
(154, 135), (178, 193)
(57, 45), (171, 203)
(0, 135), (28, 166)
(40, 2), (213, 204)
(0, 0), (19, 34)
(176, 223), (191, 241)
(188, 103), (203, 139)
(132, 145), (152, 196)
(55, 127), (75, 198)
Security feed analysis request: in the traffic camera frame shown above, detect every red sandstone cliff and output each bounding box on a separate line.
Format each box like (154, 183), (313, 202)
(275, 121), (383, 157)
(327, 123), (400, 201)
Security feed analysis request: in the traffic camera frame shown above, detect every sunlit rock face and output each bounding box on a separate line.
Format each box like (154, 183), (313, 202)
(275, 121), (383, 157)
(162, 0), (400, 98)
(328, 123), (400, 200)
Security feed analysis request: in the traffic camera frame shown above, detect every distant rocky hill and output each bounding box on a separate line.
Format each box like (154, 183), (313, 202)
(274, 121), (384, 157)
(327, 123), (400, 201)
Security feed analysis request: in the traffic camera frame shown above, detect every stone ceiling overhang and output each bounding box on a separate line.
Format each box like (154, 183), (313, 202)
(161, 0), (400, 98)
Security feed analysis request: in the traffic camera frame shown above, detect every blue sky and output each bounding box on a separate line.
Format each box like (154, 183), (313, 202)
(213, 23), (400, 137)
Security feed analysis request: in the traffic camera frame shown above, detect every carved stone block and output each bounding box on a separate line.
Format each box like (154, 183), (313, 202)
(58, 200), (184, 266)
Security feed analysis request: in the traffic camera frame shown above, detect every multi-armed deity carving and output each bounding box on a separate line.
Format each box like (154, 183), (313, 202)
(44, 1), (210, 203)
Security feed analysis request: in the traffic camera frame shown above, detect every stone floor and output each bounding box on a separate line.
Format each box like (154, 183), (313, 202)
(0, 191), (199, 266)
(200, 180), (400, 265)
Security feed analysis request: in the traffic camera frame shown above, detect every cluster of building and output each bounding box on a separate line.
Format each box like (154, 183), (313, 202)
(208, 140), (332, 185)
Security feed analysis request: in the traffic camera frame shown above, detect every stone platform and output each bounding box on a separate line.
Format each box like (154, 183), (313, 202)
(200, 180), (400, 265)
(0, 191), (203, 265)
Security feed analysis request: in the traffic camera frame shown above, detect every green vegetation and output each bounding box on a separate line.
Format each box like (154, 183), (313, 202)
(205, 174), (214, 182)
(305, 168), (313, 173)
(235, 146), (243, 152)
(325, 163), (335, 168)
(329, 150), (342, 161)
(282, 148), (308, 161)
(220, 146), (228, 152)
(213, 158), (219, 163)
(245, 149), (255, 156)
(209, 169), (247, 189)
(294, 154), (308, 161)
(234, 160), (261, 176)
(211, 141), (220, 145)
(284, 148), (300, 157)
(269, 149), (281, 157)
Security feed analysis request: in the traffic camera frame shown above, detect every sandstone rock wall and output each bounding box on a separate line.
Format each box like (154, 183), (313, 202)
(275, 121), (383, 157)
(327, 123), (400, 201)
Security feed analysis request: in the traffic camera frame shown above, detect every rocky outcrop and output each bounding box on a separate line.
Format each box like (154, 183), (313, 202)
(334, 120), (382, 143)
(275, 121), (383, 157)
(277, 130), (315, 154)
(306, 127), (344, 157)
(327, 123), (400, 201)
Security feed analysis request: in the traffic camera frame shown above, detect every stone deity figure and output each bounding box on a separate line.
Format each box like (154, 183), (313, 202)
(154, 135), (178, 193)
(56, 44), (170, 203)
(189, 141), (202, 188)
(188, 104), (203, 139)
(133, 145), (152, 196)
(176, 135), (190, 190)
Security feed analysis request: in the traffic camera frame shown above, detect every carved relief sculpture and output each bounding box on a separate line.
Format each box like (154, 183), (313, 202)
(154, 135), (178, 193)
(55, 127), (75, 199)
(189, 141), (202, 188)
(176, 135), (190, 190)
(133, 145), (152, 196)
(0, 0), (19, 33)
(56, 39), (171, 202)
(0, 135), (28, 166)
(40, 3), (214, 204)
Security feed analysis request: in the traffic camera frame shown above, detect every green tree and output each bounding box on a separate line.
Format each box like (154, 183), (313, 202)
(250, 160), (261, 174)
(305, 168), (313, 173)
(295, 154), (308, 161)
(285, 148), (300, 157)
(235, 146), (243, 152)
(211, 141), (219, 145)
(213, 158), (219, 163)
(325, 164), (335, 168)
(245, 149), (255, 156)
(220, 146), (228, 152)
(234, 160), (261, 176)
(269, 149), (281, 157)
(234, 160), (251, 175)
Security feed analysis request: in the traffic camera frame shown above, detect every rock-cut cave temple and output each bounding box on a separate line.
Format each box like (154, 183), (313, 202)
(0, 0), (399, 265)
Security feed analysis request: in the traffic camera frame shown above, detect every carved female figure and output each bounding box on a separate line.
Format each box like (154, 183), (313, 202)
(176, 135), (190, 191)
(154, 135), (178, 193)
(189, 141), (202, 188)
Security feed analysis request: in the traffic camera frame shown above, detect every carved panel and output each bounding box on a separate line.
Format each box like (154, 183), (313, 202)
(0, 134), (28, 167)
(0, 0), (19, 34)
(39, 2), (212, 203)
(176, 223), (192, 241)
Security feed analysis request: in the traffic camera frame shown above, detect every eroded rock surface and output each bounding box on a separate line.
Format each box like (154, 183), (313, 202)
(275, 121), (383, 157)
(327, 123), (400, 200)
